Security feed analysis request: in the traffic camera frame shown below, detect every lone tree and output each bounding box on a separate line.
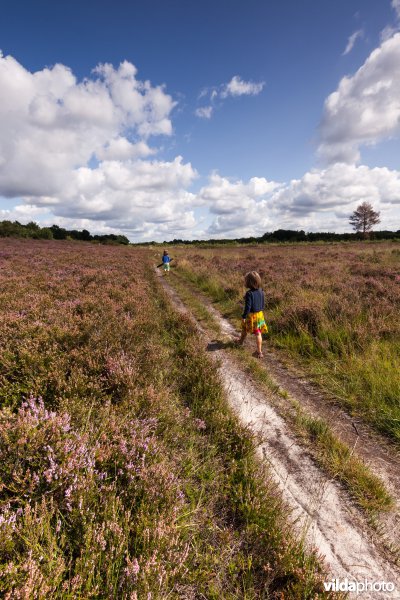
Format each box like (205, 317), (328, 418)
(349, 202), (380, 237)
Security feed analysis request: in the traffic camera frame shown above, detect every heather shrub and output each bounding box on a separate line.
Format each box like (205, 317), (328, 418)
(0, 239), (329, 598)
(173, 242), (400, 442)
(0, 396), (95, 514)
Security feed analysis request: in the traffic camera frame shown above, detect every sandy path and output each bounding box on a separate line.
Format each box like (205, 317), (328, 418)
(157, 269), (400, 599)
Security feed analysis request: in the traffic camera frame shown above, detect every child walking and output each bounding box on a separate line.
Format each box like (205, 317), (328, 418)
(161, 250), (171, 273)
(237, 271), (268, 358)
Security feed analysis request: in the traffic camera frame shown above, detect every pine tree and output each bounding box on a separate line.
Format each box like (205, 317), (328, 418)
(349, 202), (380, 237)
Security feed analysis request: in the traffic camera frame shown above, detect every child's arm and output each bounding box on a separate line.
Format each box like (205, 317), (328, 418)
(242, 290), (252, 319)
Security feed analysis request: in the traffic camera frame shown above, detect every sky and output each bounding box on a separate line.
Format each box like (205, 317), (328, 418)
(0, 0), (400, 241)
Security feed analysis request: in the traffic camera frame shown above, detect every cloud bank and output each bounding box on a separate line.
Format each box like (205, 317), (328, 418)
(0, 37), (399, 241)
(0, 52), (200, 238)
(198, 164), (400, 238)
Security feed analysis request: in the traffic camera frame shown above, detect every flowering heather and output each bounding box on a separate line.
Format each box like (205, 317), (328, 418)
(0, 239), (331, 598)
(173, 242), (400, 443)
(0, 396), (94, 513)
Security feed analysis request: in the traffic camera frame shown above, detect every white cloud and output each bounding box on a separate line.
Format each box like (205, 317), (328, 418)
(195, 106), (213, 119)
(96, 138), (155, 161)
(0, 53), (176, 199)
(276, 163), (400, 209)
(318, 33), (400, 164)
(93, 61), (176, 137)
(198, 173), (280, 214)
(271, 163), (400, 231)
(22, 155), (199, 238)
(195, 75), (265, 120)
(199, 164), (400, 238)
(0, 53), (206, 240)
(392, 0), (400, 19)
(220, 75), (265, 98)
(0, 204), (51, 221)
(1, 50), (399, 241)
(342, 29), (363, 56)
(196, 173), (281, 236)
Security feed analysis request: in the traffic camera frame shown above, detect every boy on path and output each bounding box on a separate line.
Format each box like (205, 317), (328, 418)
(162, 250), (171, 273)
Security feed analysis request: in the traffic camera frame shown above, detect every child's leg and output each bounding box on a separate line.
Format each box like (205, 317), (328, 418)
(237, 321), (247, 345)
(238, 330), (247, 345)
(255, 332), (263, 356)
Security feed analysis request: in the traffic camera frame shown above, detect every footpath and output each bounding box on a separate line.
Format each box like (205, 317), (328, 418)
(156, 268), (400, 600)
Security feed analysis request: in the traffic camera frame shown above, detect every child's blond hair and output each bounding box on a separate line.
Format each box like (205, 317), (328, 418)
(245, 271), (262, 289)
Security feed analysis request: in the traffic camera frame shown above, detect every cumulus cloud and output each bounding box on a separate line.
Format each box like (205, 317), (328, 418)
(198, 164), (400, 238)
(196, 173), (281, 236)
(269, 163), (400, 232)
(342, 29), (363, 55)
(0, 53), (177, 197)
(199, 173), (280, 214)
(1, 49), (399, 241)
(392, 0), (400, 19)
(25, 156), (199, 237)
(274, 163), (400, 212)
(318, 33), (400, 164)
(0, 52), (206, 239)
(96, 138), (155, 161)
(0, 204), (50, 221)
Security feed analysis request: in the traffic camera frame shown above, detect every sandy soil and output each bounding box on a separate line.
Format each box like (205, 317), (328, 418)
(157, 269), (400, 599)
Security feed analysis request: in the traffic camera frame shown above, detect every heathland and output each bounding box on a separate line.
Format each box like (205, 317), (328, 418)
(0, 239), (332, 599)
(171, 242), (400, 445)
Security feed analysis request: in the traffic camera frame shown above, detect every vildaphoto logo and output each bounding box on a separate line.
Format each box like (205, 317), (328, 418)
(323, 578), (396, 594)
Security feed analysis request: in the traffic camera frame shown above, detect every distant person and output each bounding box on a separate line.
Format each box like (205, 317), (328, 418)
(161, 250), (171, 273)
(237, 271), (268, 358)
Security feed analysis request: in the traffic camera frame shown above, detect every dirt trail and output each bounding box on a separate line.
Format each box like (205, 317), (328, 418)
(157, 269), (400, 599)
(204, 290), (400, 500)
(169, 270), (400, 542)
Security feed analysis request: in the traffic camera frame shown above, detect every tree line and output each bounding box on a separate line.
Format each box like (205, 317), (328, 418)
(0, 203), (397, 246)
(141, 228), (399, 247)
(142, 203), (398, 245)
(0, 221), (129, 245)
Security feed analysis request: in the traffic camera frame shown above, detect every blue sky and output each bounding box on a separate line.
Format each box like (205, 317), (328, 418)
(0, 0), (399, 240)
